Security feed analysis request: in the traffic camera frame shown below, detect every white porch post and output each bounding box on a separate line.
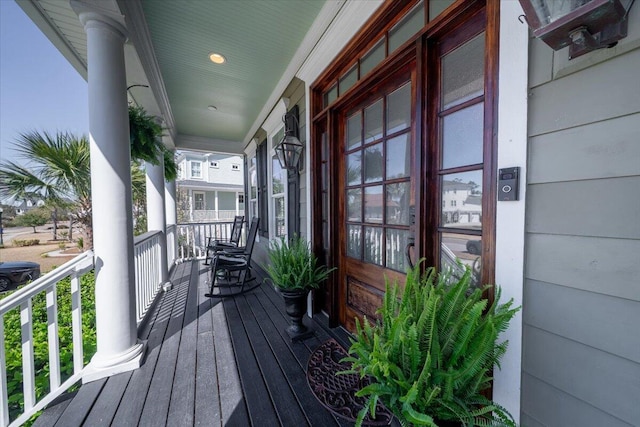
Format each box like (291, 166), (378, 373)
(235, 191), (240, 215)
(165, 179), (177, 226)
(214, 191), (219, 220)
(73, 2), (144, 382)
(146, 161), (169, 286)
(188, 188), (194, 221)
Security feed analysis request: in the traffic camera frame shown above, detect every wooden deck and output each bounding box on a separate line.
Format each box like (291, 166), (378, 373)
(33, 260), (360, 427)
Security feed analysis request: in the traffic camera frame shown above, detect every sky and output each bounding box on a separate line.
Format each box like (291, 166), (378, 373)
(0, 0), (88, 166)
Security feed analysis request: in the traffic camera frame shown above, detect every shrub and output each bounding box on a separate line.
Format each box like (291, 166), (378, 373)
(343, 263), (520, 427)
(2, 271), (97, 423)
(13, 239), (40, 247)
(76, 237), (84, 250)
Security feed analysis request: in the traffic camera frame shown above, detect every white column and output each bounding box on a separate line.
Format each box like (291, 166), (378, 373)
(165, 179), (177, 226)
(146, 161), (169, 285)
(165, 179), (177, 270)
(73, 2), (144, 383)
(188, 188), (194, 222)
(235, 191), (240, 215)
(214, 191), (219, 220)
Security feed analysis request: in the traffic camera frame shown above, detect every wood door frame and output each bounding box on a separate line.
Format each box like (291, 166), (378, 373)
(310, 0), (499, 326)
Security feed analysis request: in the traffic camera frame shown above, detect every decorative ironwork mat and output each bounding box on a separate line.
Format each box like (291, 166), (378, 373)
(307, 339), (393, 426)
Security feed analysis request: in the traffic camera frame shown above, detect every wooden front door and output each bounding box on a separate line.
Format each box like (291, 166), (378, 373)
(336, 64), (417, 331)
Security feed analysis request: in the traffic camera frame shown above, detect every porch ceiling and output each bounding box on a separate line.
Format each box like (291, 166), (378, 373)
(19, 0), (330, 154)
(140, 0), (325, 146)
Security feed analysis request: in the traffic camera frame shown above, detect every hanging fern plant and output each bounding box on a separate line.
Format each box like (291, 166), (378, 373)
(342, 262), (520, 427)
(128, 105), (178, 180)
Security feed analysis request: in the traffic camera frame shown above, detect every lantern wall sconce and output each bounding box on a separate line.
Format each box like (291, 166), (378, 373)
(518, 0), (635, 59)
(274, 106), (303, 172)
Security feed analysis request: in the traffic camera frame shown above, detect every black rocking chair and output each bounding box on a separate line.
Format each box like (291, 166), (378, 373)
(204, 215), (244, 265)
(205, 217), (260, 298)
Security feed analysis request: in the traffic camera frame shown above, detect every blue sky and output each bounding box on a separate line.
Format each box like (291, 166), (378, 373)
(0, 0), (88, 165)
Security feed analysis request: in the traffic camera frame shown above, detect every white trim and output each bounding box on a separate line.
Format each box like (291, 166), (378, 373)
(494, 1), (529, 423)
(178, 134), (244, 155)
(263, 98), (290, 136)
(304, 84), (312, 240)
(297, 0), (384, 85)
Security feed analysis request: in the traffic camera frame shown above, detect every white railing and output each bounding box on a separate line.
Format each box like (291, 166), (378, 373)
(133, 231), (164, 324)
(191, 209), (240, 222)
(176, 220), (244, 260)
(0, 251), (94, 427)
(166, 224), (177, 270)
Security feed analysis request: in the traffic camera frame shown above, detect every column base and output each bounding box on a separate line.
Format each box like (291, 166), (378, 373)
(82, 340), (146, 383)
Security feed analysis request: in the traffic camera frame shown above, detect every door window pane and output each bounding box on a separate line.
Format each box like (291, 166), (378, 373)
(442, 33), (485, 109)
(442, 102), (484, 169)
(386, 133), (411, 179)
(364, 186), (383, 224)
(386, 229), (411, 272)
(347, 113), (362, 149)
(389, 1), (424, 53)
(347, 189), (362, 221)
(364, 226), (383, 266)
(347, 152), (362, 185)
(441, 170), (482, 229)
(364, 100), (383, 143)
(360, 39), (385, 78)
(364, 143), (384, 183)
(440, 232), (481, 287)
(387, 82), (412, 134)
(347, 225), (362, 259)
(386, 182), (410, 225)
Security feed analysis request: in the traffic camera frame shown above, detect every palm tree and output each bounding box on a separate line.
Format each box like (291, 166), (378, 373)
(0, 131), (94, 248)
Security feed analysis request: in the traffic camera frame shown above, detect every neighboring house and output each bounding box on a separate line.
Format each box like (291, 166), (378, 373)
(13, 198), (45, 215)
(175, 152), (244, 222)
(17, 1), (639, 426)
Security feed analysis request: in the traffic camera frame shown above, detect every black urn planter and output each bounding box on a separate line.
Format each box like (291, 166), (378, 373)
(280, 288), (314, 341)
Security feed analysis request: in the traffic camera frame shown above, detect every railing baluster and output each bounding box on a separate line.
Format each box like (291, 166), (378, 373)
(71, 271), (83, 375)
(0, 318), (9, 427)
(46, 287), (61, 391)
(20, 300), (36, 411)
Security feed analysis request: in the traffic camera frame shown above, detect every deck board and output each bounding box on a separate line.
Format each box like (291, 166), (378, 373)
(35, 260), (380, 426)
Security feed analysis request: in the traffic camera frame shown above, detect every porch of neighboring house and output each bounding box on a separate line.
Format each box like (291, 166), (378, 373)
(31, 260), (366, 427)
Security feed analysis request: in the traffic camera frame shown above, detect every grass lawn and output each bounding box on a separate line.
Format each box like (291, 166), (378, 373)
(0, 229), (81, 274)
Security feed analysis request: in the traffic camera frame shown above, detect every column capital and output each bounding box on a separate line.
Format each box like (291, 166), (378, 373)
(71, 0), (127, 41)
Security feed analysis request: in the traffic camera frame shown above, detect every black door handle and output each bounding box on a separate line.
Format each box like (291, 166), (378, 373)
(405, 239), (415, 269)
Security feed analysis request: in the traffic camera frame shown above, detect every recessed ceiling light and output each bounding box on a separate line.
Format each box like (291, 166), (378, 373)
(208, 52), (226, 64)
(207, 105), (217, 111)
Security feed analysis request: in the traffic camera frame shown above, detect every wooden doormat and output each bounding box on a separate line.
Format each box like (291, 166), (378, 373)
(306, 339), (393, 426)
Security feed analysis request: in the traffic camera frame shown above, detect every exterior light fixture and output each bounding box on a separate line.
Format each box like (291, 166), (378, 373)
(275, 108), (303, 172)
(207, 105), (217, 111)
(518, 0), (634, 59)
(209, 52), (226, 64)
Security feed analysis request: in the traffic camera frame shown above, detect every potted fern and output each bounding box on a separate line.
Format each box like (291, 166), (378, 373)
(342, 262), (519, 427)
(265, 235), (335, 341)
